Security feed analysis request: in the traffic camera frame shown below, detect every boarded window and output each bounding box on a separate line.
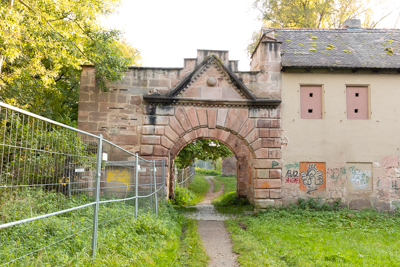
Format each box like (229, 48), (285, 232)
(346, 86), (368, 119)
(300, 86), (322, 119)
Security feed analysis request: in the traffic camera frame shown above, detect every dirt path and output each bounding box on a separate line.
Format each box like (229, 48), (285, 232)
(191, 176), (239, 267)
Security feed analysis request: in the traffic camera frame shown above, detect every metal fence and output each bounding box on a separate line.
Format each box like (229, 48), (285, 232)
(0, 102), (165, 266)
(174, 165), (195, 189)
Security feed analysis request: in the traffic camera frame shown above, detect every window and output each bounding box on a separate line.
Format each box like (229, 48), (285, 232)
(300, 86), (322, 119)
(346, 86), (368, 119)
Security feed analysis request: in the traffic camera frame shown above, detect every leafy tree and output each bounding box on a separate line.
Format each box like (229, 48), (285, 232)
(174, 139), (233, 169)
(0, 0), (141, 125)
(248, 0), (395, 56)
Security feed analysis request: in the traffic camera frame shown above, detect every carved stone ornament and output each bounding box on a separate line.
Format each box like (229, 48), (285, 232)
(206, 77), (217, 87)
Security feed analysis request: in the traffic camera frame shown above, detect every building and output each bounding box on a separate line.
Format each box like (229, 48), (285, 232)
(78, 19), (400, 210)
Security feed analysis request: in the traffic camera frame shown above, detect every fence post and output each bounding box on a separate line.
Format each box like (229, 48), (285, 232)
(174, 165), (177, 192)
(91, 134), (103, 258)
(153, 161), (158, 216)
(150, 160), (153, 209)
(162, 159), (165, 199)
(135, 153), (139, 220)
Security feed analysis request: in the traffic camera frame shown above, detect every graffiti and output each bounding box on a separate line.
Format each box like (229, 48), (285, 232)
(300, 163), (325, 194)
(284, 162), (300, 169)
(107, 169), (130, 190)
(285, 170), (299, 178)
(327, 167), (346, 186)
(272, 161), (279, 168)
(261, 181), (270, 188)
(348, 166), (371, 189)
(393, 180), (398, 189)
(285, 177), (300, 184)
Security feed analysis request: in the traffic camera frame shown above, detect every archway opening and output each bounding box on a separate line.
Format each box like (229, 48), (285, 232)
(172, 139), (240, 200)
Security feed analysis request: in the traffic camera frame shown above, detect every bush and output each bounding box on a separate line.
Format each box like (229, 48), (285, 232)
(213, 192), (250, 207)
(297, 197), (341, 211)
(194, 168), (220, 176)
(174, 186), (195, 206)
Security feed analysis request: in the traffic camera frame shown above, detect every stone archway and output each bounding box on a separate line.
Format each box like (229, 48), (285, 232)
(78, 49), (283, 208)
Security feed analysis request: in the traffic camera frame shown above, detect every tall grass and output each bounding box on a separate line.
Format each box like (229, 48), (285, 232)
(0, 188), (207, 266)
(226, 204), (400, 266)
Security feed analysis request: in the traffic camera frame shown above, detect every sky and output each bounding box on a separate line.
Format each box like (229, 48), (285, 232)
(102, 0), (400, 71)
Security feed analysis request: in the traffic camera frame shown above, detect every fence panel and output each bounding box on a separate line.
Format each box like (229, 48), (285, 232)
(0, 102), (165, 266)
(175, 166), (195, 189)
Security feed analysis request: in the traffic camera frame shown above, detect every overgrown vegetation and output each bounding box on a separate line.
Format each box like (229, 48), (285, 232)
(188, 173), (211, 204)
(194, 168), (220, 176)
(0, 188), (207, 266)
(212, 175), (253, 214)
(226, 199), (400, 266)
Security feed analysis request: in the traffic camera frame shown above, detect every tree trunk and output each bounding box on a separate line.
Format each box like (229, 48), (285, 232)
(0, 55), (3, 76)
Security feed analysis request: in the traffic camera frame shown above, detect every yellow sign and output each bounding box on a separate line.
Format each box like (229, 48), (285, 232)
(107, 169), (130, 190)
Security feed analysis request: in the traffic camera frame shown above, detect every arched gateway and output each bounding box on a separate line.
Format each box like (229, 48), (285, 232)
(78, 47), (283, 209)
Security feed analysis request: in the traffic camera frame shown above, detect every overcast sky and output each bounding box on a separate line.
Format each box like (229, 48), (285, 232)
(102, 0), (400, 71)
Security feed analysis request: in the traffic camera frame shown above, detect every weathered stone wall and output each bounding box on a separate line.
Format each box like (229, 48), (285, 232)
(222, 156), (237, 176)
(78, 49), (283, 208)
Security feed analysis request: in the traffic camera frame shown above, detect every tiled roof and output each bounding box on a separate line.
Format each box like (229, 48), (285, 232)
(267, 28), (400, 68)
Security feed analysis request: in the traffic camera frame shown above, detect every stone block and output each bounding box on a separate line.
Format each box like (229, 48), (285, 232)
(160, 136), (173, 148)
(255, 148), (269, 159)
(149, 79), (169, 87)
(249, 108), (269, 118)
(254, 159), (282, 169)
(245, 129), (259, 144)
(79, 102), (99, 112)
(154, 146), (168, 156)
(268, 149), (282, 159)
(231, 109), (249, 133)
(374, 201), (390, 212)
(141, 145), (153, 156)
(169, 116), (185, 136)
(143, 116), (169, 125)
(254, 189), (270, 199)
(262, 138), (281, 148)
(224, 109), (240, 130)
(164, 126), (179, 142)
(270, 189), (282, 199)
(111, 135), (138, 145)
(141, 126), (164, 135)
(90, 94), (109, 102)
(349, 199), (372, 210)
(184, 107), (200, 128)
(269, 169), (282, 178)
(251, 139), (262, 151)
(219, 130), (230, 142)
(207, 109), (217, 128)
(254, 199), (275, 209)
(156, 106), (174, 116)
(256, 119), (281, 128)
(259, 129), (269, 138)
(88, 112), (108, 122)
(175, 107), (191, 131)
(238, 118), (255, 138)
(256, 169), (269, 178)
(269, 108), (281, 118)
(216, 109), (228, 128)
(117, 95), (127, 103)
(130, 95), (142, 105)
(78, 122), (98, 132)
(255, 179), (281, 189)
(79, 92), (89, 102)
(196, 108), (208, 126)
(141, 136), (161, 145)
(269, 129), (281, 138)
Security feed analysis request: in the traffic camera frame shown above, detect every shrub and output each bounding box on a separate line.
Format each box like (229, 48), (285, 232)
(213, 192), (250, 207)
(174, 186), (195, 206)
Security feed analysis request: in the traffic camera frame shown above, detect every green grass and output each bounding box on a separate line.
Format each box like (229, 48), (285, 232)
(212, 175), (237, 203)
(0, 188), (208, 266)
(226, 206), (400, 266)
(211, 175), (253, 214)
(213, 178), (222, 193)
(188, 173), (211, 204)
(194, 168), (220, 176)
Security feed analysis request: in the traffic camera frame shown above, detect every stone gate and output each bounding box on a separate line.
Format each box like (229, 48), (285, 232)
(78, 44), (284, 208)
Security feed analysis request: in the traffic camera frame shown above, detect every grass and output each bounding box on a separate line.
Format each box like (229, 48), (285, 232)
(188, 173), (211, 205)
(212, 175), (253, 214)
(213, 178), (222, 193)
(194, 168), (220, 176)
(225, 202), (400, 266)
(0, 188), (208, 266)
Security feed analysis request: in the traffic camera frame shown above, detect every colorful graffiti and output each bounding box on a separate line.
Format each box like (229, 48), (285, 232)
(299, 163), (326, 194)
(107, 169), (130, 190)
(348, 166), (371, 190)
(327, 167), (346, 186)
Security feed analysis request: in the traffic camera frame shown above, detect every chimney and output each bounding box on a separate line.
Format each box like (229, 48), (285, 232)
(343, 19), (362, 30)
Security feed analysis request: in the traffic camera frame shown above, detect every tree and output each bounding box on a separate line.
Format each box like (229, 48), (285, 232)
(0, 0), (141, 125)
(248, 0), (396, 56)
(174, 139), (233, 169)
